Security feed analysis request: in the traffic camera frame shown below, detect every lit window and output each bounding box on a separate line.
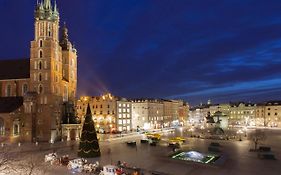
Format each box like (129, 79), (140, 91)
(13, 122), (19, 136)
(6, 84), (11, 96)
(22, 84), (28, 95)
(0, 119), (5, 136)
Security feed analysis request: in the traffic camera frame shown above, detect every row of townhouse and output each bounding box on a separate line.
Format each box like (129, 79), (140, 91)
(76, 93), (189, 133)
(189, 100), (281, 128)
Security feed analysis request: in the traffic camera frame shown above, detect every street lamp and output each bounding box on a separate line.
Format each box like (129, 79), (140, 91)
(237, 129), (243, 141)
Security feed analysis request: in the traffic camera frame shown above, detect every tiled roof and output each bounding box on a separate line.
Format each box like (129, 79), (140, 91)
(0, 59), (30, 80)
(0, 97), (23, 113)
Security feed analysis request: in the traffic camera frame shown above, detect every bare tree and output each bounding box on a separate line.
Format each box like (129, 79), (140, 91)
(16, 153), (47, 175)
(248, 129), (267, 151)
(0, 146), (19, 174)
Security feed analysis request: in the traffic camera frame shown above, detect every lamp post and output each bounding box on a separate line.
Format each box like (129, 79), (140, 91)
(237, 129), (243, 141)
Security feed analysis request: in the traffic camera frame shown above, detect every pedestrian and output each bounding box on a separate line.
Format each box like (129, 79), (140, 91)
(108, 148), (111, 155)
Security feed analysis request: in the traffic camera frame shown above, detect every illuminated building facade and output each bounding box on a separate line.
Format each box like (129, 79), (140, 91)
(256, 101), (281, 127)
(131, 99), (188, 130)
(116, 99), (132, 132)
(76, 93), (118, 133)
(229, 102), (256, 126)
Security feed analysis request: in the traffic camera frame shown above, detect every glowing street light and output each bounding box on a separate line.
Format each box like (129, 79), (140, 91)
(236, 129), (244, 141)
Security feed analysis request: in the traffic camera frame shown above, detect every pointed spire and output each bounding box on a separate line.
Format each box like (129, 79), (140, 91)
(44, 0), (52, 10)
(53, 0), (58, 13)
(40, 2), (44, 10)
(86, 104), (92, 116)
(60, 22), (70, 50)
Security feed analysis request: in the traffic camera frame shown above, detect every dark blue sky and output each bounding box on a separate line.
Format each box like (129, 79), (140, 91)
(0, 0), (281, 105)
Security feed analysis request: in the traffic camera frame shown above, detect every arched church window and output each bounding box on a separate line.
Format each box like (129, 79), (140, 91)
(39, 40), (43, 47)
(39, 50), (43, 58)
(0, 118), (4, 136)
(39, 73), (42, 81)
(39, 61), (42, 70)
(22, 84), (28, 95)
(38, 84), (43, 94)
(48, 23), (51, 36)
(13, 122), (19, 136)
(6, 84), (11, 96)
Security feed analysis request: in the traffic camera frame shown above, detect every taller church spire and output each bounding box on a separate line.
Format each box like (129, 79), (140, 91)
(44, 0), (52, 10)
(35, 0), (59, 21)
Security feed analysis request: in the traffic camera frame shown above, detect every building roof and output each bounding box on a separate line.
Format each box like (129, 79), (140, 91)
(0, 97), (23, 113)
(0, 59), (30, 80)
(229, 101), (256, 107)
(264, 101), (281, 106)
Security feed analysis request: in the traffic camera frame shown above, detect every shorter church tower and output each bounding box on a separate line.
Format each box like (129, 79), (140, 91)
(60, 23), (77, 102)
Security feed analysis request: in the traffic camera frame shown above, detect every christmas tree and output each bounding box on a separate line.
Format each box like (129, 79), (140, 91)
(78, 104), (101, 157)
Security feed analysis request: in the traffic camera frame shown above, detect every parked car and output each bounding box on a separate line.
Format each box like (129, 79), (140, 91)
(140, 139), (149, 144)
(126, 141), (137, 146)
(99, 165), (126, 175)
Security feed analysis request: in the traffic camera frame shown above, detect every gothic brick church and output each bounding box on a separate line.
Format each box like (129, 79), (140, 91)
(0, 0), (77, 143)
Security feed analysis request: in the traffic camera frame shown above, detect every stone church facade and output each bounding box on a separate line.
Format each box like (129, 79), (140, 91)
(0, 0), (77, 143)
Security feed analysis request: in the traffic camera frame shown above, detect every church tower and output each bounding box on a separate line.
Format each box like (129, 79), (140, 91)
(60, 23), (77, 102)
(30, 0), (77, 142)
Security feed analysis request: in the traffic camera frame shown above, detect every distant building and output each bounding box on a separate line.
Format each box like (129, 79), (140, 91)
(229, 102), (256, 126)
(131, 99), (163, 130)
(131, 98), (188, 130)
(189, 103), (211, 126)
(256, 101), (281, 127)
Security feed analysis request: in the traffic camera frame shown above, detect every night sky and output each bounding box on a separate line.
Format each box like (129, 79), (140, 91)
(0, 0), (281, 105)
